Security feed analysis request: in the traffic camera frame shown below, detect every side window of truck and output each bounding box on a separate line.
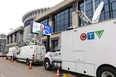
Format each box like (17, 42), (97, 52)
(54, 46), (61, 52)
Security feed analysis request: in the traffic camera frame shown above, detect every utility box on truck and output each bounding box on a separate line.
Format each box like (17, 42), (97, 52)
(17, 45), (46, 65)
(44, 19), (116, 77)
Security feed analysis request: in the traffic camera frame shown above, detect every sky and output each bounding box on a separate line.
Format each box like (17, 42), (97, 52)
(0, 0), (63, 35)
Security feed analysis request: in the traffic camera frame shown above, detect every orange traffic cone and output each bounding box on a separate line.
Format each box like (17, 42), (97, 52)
(56, 68), (60, 77)
(28, 61), (32, 69)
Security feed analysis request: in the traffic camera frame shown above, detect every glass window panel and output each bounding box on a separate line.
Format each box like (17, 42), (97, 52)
(70, 12), (72, 18)
(65, 24), (69, 28)
(55, 28), (57, 32)
(80, 3), (84, 7)
(61, 15), (65, 21)
(61, 25), (64, 31)
(61, 21), (64, 26)
(112, 2), (116, 10)
(55, 15), (56, 19)
(95, 0), (100, 7)
(65, 9), (68, 13)
(86, 10), (93, 17)
(113, 11), (116, 18)
(105, 12), (110, 19)
(55, 18), (57, 22)
(70, 8), (72, 12)
(57, 22), (60, 27)
(104, 4), (109, 12)
(65, 19), (68, 25)
(57, 13), (60, 17)
(110, 0), (116, 3)
(57, 17), (60, 21)
(57, 27), (61, 31)
(103, 0), (108, 4)
(80, 6), (84, 12)
(86, 0), (92, 4)
(61, 11), (64, 15)
(70, 18), (72, 24)
(65, 13), (68, 19)
(88, 16), (93, 20)
(86, 3), (92, 11)
(100, 13), (105, 21)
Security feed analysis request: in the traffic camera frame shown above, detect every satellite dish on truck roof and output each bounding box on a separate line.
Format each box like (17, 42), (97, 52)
(77, 1), (104, 24)
(92, 1), (104, 23)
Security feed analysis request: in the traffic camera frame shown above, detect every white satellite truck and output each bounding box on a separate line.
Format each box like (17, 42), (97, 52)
(16, 44), (46, 65)
(6, 46), (18, 60)
(44, 1), (116, 77)
(16, 33), (46, 65)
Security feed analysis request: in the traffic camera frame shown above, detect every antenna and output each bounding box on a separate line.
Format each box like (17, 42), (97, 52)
(77, 1), (104, 24)
(76, 10), (92, 24)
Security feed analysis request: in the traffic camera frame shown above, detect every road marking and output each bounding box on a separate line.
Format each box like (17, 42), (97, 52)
(0, 74), (5, 77)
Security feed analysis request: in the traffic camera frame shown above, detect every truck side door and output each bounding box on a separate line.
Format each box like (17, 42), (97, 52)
(51, 46), (61, 61)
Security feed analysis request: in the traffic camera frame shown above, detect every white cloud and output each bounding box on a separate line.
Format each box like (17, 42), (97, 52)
(0, 0), (63, 35)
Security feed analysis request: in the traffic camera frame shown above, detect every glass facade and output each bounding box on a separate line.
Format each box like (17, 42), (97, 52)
(23, 25), (32, 42)
(79, 0), (116, 26)
(54, 7), (72, 32)
(40, 18), (49, 25)
(0, 39), (6, 52)
(23, 18), (33, 42)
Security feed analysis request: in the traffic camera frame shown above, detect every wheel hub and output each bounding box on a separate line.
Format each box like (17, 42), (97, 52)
(45, 62), (49, 68)
(102, 71), (114, 77)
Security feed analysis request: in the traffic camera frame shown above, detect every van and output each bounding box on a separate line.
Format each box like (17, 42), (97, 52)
(6, 46), (18, 60)
(16, 45), (46, 65)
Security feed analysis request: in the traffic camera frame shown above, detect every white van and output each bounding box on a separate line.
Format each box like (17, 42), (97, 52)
(6, 46), (17, 60)
(16, 45), (46, 65)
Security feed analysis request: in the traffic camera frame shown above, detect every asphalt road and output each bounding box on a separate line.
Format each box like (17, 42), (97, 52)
(0, 58), (57, 77)
(0, 58), (90, 77)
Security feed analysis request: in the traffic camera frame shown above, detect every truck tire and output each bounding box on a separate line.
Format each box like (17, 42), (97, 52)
(26, 59), (29, 66)
(44, 59), (51, 71)
(97, 66), (116, 77)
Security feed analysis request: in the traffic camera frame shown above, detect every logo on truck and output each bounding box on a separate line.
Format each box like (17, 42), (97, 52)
(80, 33), (87, 41)
(80, 30), (104, 41)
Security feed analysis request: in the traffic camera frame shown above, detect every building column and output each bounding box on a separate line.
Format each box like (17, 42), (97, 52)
(18, 31), (20, 42)
(72, 1), (79, 28)
(49, 15), (54, 48)
(9, 36), (11, 44)
(13, 34), (15, 43)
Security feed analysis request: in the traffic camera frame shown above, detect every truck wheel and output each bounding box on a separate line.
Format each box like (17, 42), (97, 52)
(97, 66), (116, 77)
(44, 59), (51, 71)
(26, 59), (29, 66)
